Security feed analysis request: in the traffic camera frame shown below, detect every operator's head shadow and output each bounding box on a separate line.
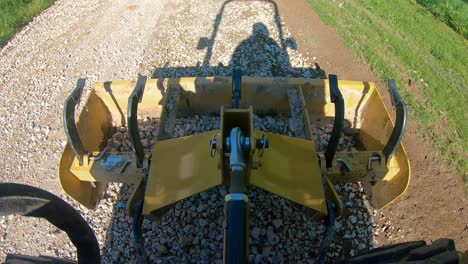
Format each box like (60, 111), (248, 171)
(229, 22), (290, 76)
(230, 22), (325, 78)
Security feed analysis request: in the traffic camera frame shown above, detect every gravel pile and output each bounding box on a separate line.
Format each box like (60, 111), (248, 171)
(0, 0), (168, 260)
(0, 0), (380, 262)
(310, 124), (357, 153)
(97, 113), (372, 263)
(144, 0), (324, 79)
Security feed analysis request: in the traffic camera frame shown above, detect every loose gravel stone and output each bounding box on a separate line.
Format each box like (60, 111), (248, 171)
(0, 0), (373, 262)
(98, 112), (373, 262)
(272, 219), (283, 230)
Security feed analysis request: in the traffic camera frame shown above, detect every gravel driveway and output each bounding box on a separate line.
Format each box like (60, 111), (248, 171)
(0, 0), (388, 262)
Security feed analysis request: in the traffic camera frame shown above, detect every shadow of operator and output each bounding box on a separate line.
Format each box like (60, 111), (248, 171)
(152, 21), (326, 79)
(228, 22), (325, 78)
(229, 22), (291, 76)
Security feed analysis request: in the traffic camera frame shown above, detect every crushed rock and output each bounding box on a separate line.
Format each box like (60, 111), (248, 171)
(0, 0), (373, 262)
(100, 114), (373, 263)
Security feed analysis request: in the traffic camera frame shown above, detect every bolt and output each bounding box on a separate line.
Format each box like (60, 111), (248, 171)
(242, 137), (250, 151)
(255, 138), (269, 149)
(210, 137), (217, 157)
(255, 135), (269, 157)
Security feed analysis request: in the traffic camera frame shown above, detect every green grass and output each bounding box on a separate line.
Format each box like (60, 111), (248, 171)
(307, 0), (468, 192)
(417, 0), (468, 38)
(0, 0), (55, 46)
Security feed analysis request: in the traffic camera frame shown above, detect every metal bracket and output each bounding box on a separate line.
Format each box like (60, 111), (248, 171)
(367, 152), (382, 172)
(321, 151), (387, 184)
(383, 80), (407, 163)
(63, 79), (88, 165)
(325, 74), (344, 168)
(255, 134), (269, 157)
(127, 75), (147, 168)
(89, 147), (108, 161)
(336, 158), (352, 173)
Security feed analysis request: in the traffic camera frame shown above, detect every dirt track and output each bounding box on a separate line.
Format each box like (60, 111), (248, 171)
(0, 0), (466, 262)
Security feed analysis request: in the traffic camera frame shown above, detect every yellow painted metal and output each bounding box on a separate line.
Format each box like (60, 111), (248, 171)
(59, 90), (112, 209)
(59, 76), (410, 212)
(127, 177), (145, 217)
(59, 145), (107, 209)
(301, 79), (370, 122)
(324, 176), (343, 216)
(93, 79), (165, 126)
(219, 107), (255, 186)
(69, 153), (144, 184)
(143, 130), (222, 216)
(250, 130), (327, 214)
(59, 79), (163, 209)
(323, 151), (388, 184)
(358, 87), (410, 209)
(301, 80), (410, 209)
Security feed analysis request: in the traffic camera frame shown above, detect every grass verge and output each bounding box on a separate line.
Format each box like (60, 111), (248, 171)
(0, 0), (55, 46)
(307, 0), (468, 193)
(417, 0), (467, 38)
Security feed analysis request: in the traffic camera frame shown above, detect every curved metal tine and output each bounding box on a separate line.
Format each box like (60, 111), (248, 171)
(132, 200), (148, 264)
(325, 74), (345, 168)
(63, 78), (88, 165)
(127, 75), (147, 168)
(89, 147), (108, 161)
(232, 69), (242, 109)
(383, 80), (408, 163)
